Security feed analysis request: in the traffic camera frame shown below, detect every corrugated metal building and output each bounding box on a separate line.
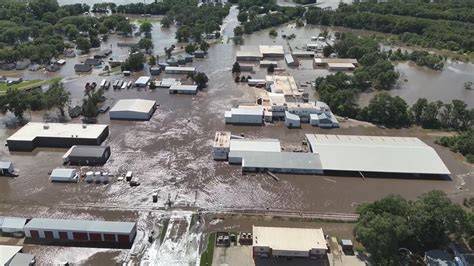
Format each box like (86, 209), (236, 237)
(110, 99), (156, 121)
(6, 123), (109, 151)
(63, 145), (111, 166)
(305, 134), (451, 175)
(24, 218), (137, 243)
(134, 76), (151, 87)
(224, 107), (264, 125)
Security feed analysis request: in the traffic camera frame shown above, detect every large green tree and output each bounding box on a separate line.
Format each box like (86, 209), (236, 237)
(44, 80), (71, 117)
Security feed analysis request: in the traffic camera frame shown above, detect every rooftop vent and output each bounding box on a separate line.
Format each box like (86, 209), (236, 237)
(82, 124), (87, 129)
(43, 124), (49, 130)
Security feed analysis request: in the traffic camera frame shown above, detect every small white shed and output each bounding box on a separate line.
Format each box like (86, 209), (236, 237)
(134, 76), (151, 87)
(285, 111), (301, 128)
(49, 168), (79, 183)
(0, 161), (14, 176)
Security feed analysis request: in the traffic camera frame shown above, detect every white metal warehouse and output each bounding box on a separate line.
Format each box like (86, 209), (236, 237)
(224, 107), (264, 125)
(110, 99), (156, 121)
(24, 218), (137, 243)
(305, 134), (451, 175)
(6, 122), (109, 151)
(253, 226), (327, 258)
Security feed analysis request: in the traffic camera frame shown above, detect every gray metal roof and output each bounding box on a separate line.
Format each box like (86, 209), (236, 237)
(230, 139), (281, 153)
(0, 161), (12, 169)
(341, 239), (353, 246)
(68, 145), (109, 158)
(241, 151), (322, 170)
(9, 253), (35, 266)
(1, 217), (27, 230)
(306, 134), (450, 175)
(24, 218), (136, 234)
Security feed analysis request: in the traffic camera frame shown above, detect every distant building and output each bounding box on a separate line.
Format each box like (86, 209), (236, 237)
(0, 161), (15, 176)
(236, 46), (263, 61)
(74, 63), (92, 73)
(134, 76), (151, 87)
(292, 51), (315, 58)
(310, 112), (339, 128)
(150, 66), (161, 76)
(94, 49), (112, 59)
(285, 54), (299, 67)
(63, 145), (111, 166)
(285, 111), (300, 128)
(169, 84), (198, 95)
(84, 58), (102, 66)
(157, 78), (180, 88)
(193, 50), (206, 58)
(6, 123), (109, 151)
(313, 58), (358, 71)
(253, 226), (328, 258)
(259, 45), (285, 58)
(224, 106), (264, 125)
(109, 99), (156, 121)
(164, 66), (196, 75)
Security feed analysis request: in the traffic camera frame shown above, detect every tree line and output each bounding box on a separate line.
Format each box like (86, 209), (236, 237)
(436, 130), (474, 163)
(355, 191), (473, 265)
(233, 0), (304, 36)
(305, 2), (474, 53)
(314, 34), (473, 132)
(0, 80), (70, 122)
(0, 0), (136, 64)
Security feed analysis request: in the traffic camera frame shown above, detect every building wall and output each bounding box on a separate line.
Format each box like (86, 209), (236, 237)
(68, 147), (111, 166)
(242, 167), (323, 175)
(25, 227), (136, 243)
(110, 108), (155, 121)
(7, 128), (109, 151)
(213, 147), (229, 160)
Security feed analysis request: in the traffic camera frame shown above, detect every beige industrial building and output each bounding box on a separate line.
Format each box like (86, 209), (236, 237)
(313, 58), (359, 71)
(253, 226), (328, 259)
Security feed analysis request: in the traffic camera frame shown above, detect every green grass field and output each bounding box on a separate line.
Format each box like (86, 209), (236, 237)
(0, 77), (62, 93)
(200, 233), (216, 266)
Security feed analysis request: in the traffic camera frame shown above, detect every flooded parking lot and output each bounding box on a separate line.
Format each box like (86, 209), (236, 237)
(0, 7), (473, 264)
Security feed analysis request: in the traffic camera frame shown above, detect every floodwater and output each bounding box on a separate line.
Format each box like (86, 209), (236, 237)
(359, 61), (474, 107)
(0, 6), (473, 264)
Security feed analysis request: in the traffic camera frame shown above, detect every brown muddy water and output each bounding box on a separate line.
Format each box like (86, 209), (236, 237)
(0, 10), (473, 264)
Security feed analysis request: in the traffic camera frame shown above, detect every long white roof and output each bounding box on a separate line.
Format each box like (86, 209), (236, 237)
(306, 134), (450, 175)
(230, 139), (281, 153)
(24, 218), (136, 234)
(7, 123), (108, 142)
(253, 226), (327, 251)
(110, 99), (156, 113)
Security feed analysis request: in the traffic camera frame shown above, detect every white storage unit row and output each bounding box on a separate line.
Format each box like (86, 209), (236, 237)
(24, 218), (137, 243)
